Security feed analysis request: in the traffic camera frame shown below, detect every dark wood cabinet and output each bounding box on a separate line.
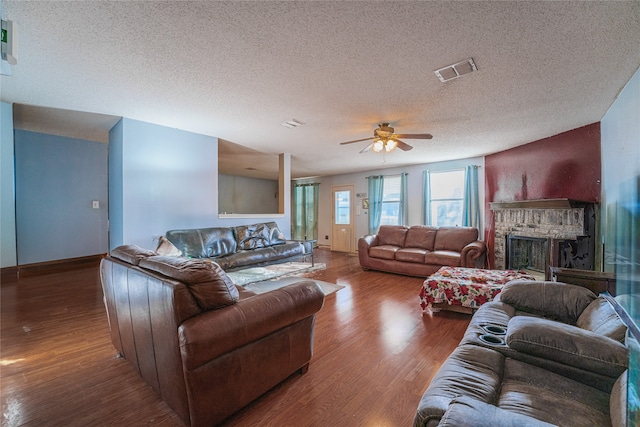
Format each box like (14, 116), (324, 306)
(549, 266), (616, 295)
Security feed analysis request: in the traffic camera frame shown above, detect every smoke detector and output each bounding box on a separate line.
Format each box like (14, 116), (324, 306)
(434, 58), (478, 83)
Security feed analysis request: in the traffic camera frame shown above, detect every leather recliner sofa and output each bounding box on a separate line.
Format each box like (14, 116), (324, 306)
(100, 245), (325, 427)
(358, 225), (487, 277)
(414, 280), (630, 427)
(163, 221), (307, 270)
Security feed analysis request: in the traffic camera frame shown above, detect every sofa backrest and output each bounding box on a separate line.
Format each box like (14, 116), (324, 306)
(166, 227), (237, 258)
(576, 297), (627, 342)
(377, 225), (409, 246)
(101, 249), (199, 425)
(433, 226), (479, 252)
(404, 225), (438, 250)
(101, 245), (244, 426)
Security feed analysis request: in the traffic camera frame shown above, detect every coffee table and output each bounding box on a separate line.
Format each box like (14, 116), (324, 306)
(420, 266), (536, 314)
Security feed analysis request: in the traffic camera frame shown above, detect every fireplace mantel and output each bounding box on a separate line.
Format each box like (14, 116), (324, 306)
(490, 198), (593, 210)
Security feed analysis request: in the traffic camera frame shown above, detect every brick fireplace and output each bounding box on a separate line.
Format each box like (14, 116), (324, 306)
(491, 199), (596, 279)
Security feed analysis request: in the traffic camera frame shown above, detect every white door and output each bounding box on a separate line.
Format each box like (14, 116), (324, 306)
(331, 185), (355, 253)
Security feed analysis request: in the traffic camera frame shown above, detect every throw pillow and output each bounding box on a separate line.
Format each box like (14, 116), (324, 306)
(236, 224), (269, 250)
(155, 235), (182, 256)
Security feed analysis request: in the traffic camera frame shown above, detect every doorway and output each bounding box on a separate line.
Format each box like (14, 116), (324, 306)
(331, 184), (355, 253)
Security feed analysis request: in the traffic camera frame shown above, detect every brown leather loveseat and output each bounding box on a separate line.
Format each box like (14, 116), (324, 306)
(100, 245), (325, 426)
(358, 225), (486, 277)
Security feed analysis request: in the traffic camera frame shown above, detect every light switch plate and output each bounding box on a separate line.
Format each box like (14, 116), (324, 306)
(92, 200), (99, 209)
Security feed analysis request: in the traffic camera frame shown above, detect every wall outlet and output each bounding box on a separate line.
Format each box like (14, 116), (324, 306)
(325, 235), (329, 240)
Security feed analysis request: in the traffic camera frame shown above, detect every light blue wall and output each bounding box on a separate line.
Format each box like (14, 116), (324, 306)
(108, 119), (124, 249)
(110, 118), (218, 250)
(296, 156), (484, 247)
(1, 102), (16, 268)
(14, 130), (109, 264)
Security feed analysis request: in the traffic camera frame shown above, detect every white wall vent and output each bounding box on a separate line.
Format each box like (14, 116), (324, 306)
(434, 58), (477, 83)
(280, 119), (305, 128)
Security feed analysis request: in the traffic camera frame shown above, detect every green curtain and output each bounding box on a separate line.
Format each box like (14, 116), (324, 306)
(368, 175), (384, 234)
(292, 183), (319, 240)
(399, 172), (408, 225)
(463, 165), (481, 232)
(422, 170), (431, 225)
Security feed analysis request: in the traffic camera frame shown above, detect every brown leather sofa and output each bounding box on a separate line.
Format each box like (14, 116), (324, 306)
(163, 221), (308, 271)
(100, 245), (325, 427)
(358, 225), (486, 277)
(414, 280), (630, 427)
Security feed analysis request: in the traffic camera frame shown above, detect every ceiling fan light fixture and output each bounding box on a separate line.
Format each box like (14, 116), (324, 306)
(372, 139), (384, 152)
(385, 139), (398, 152)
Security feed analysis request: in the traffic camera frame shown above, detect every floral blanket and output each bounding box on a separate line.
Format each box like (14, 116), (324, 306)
(420, 267), (536, 311)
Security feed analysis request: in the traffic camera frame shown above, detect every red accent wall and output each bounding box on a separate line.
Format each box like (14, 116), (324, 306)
(484, 123), (601, 267)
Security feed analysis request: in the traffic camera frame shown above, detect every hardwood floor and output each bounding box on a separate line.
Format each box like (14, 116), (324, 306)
(1, 249), (470, 426)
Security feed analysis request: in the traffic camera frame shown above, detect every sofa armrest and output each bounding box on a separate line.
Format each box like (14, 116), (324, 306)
(178, 280), (324, 371)
(437, 397), (555, 427)
(506, 316), (628, 378)
(498, 280), (597, 324)
(460, 240), (487, 268)
(359, 234), (378, 250)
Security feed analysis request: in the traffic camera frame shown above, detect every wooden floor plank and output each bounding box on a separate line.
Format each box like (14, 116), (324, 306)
(1, 249), (469, 426)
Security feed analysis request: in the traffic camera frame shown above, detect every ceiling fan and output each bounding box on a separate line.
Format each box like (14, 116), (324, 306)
(339, 123), (433, 153)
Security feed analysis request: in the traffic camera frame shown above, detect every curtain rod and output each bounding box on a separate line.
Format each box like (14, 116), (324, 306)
(365, 172), (408, 179)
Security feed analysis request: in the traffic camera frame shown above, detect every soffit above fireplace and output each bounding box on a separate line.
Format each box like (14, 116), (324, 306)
(490, 198), (594, 210)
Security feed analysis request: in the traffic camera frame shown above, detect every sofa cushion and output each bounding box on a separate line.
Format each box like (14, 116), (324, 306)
(576, 297), (627, 342)
(110, 244), (156, 266)
(498, 358), (612, 427)
(139, 256), (239, 310)
(369, 245), (400, 260)
(506, 316), (628, 378)
(498, 280), (596, 324)
(404, 226), (437, 250)
(396, 248), (427, 263)
(265, 221), (287, 245)
(377, 225), (408, 247)
(425, 250), (461, 266)
(234, 223), (271, 250)
(414, 344), (506, 426)
(166, 227), (236, 258)
(438, 396), (555, 427)
(434, 227), (478, 252)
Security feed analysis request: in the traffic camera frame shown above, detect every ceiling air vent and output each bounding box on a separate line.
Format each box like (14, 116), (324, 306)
(280, 119), (305, 129)
(434, 58), (477, 83)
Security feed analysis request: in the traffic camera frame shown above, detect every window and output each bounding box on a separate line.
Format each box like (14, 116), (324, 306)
(334, 190), (351, 225)
(427, 170), (465, 226)
(380, 175), (401, 225)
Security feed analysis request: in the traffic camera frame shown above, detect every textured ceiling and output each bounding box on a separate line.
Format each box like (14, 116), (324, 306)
(2, 1), (639, 180)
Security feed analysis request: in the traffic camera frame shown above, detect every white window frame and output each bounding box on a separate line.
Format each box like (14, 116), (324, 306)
(427, 169), (465, 227)
(380, 175), (401, 226)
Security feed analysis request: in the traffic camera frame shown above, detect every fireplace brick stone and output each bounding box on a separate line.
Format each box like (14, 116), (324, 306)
(493, 207), (585, 270)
